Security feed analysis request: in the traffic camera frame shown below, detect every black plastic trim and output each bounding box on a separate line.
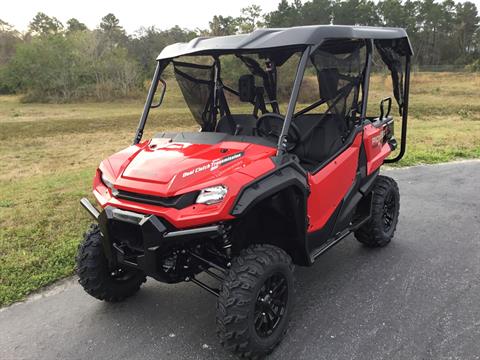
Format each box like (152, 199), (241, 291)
(230, 157), (311, 265)
(157, 26), (413, 61)
(95, 206), (226, 283)
(307, 202), (342, 253)
(231, 158), (309, 217)
(153, 131), (276, 148)
(164, 225), (221, 240)
(114, 189), (199, 210)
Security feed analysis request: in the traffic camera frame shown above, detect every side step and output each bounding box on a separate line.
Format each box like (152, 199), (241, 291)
(310, 213), (371, 262)
(310, 230), (351, 261)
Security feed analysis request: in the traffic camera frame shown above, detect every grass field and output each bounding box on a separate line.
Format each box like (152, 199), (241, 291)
(0, 72), (479, 306)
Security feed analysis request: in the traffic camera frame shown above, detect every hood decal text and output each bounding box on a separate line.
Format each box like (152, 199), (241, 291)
(182, 152), (244, 178)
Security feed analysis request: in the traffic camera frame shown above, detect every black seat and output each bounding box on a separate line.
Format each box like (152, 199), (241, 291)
(293, 114), (346, 171)
(216, 114), (258, 136)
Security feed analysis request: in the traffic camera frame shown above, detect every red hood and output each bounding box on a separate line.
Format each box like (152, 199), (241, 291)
(102, 137), (276, 196)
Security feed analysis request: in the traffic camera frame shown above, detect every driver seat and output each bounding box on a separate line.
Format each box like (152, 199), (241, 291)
(216, 74), (261, 136)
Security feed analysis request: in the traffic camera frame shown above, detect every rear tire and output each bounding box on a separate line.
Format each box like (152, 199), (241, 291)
(76, 224), (146, 302)
(355, 175), (400, 247)
(216, 244), (294, 359)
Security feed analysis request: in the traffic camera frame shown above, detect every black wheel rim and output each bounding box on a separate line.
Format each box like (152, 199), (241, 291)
(110, 267), (135, 282)
(254, 272), (288, 338)
(383, 190), (397, 233)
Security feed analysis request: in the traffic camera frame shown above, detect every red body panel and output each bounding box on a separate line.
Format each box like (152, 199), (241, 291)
(94, 138), (276, 229)
(93, 124), (392, 232)
(306, 133), (362, 232)
(363, 124), (392, 175)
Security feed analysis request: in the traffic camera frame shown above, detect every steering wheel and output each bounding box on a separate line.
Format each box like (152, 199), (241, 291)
(256, 113), (301, 150)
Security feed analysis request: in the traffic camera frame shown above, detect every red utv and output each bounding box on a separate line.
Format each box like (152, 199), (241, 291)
(77, 25), (412, 358)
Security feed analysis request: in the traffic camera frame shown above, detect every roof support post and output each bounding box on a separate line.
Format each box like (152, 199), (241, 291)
(360, 39), (374, 121)
(276, 47), (311, 156)
(133, 61), (161, 145)
(211, 57), (221, 129)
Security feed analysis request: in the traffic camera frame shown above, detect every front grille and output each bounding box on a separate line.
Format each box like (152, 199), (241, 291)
(114, 189), (199, 210)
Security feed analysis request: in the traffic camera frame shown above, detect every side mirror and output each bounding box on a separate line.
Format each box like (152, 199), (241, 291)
(238, 75), (255, 102)
(379, 97), (392, 119)
(151, 79), (167, 109)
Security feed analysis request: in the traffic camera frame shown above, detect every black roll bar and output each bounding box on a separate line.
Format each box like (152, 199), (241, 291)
(385, 54), (411, 163)
(133, 62), (162, 145)
(360, 40), (374, 121)
(133, 42), (410, 161)
(277, 47), (311, 156)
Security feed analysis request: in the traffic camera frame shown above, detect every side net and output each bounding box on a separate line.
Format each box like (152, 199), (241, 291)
(310, 39), (366, 128)
(374, 39), (408, 115)
(173, 60), (215, 129)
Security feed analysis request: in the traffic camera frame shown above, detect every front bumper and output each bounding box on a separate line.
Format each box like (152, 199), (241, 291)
(80, 198), (223, 282)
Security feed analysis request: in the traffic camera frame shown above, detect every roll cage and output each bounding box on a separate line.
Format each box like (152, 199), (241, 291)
(133, 25), (412, 163)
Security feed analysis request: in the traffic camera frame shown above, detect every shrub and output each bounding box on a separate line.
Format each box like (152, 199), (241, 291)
(0, 65), (16, 94)
(6, 31), (141, 102)
(465, 59), (480, 72)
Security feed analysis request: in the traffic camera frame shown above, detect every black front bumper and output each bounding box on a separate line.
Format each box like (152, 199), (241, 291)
(80, 198), (222, 282)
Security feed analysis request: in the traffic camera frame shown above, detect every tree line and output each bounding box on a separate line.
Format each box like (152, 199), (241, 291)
(0, 0), (478, 102)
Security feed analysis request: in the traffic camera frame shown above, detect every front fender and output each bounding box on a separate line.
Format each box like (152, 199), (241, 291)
(231, 162), (309, 216)
(231, 160), (312, 266)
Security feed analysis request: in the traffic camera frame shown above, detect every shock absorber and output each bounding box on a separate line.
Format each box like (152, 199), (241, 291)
(220, 223), (232, 258)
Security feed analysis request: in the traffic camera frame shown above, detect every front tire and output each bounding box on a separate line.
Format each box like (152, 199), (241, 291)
(355, 175), (400, 247)
(76, 224), (146, 302)
(216, 244), (294, 359)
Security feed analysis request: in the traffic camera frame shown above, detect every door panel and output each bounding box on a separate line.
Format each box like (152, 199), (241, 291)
(306, 133), (362, 233)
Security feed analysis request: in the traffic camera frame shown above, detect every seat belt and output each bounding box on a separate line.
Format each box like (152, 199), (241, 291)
(253, 87), (267, 118)
(298, 82), (355, 143)
(216, 84), (237, 134)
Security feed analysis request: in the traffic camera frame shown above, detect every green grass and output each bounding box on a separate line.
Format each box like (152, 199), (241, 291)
(1, 72), (479, 306)
(367, 72), (480, 165)
(0, 170), (92, 304)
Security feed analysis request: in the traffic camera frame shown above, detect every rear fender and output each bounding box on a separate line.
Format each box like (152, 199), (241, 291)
(363, 123), (393, 175)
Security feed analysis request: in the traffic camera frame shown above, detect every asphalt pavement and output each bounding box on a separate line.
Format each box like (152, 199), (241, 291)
(1, 160), (479, 360)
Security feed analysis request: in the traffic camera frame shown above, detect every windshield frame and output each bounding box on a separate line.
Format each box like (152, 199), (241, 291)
(133, 46), (308, 148)
(133, 42), (375, 158)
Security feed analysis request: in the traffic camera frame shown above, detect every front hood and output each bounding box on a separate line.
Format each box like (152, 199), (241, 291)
(105, 137), (276, 196)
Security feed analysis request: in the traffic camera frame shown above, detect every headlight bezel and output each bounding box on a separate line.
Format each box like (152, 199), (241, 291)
(100, 168), (227, 207)
(100, 171), (115, 190)
(195, 185), (228, 205)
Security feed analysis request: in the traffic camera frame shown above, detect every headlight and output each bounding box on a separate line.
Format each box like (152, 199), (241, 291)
(195, 185), (228, 205)
(101, 171), (115, 189)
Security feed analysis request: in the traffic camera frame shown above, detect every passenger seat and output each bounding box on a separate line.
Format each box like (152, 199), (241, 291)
(293, 114), (346, 171)
(216, 114), (258, 136)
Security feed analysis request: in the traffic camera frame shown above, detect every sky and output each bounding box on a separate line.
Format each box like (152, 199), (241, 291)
(1, 0), (282, 34)
(2, 0), (480, 34)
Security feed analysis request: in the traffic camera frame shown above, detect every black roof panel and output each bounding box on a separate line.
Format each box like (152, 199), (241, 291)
(157, 25), (412, 60)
